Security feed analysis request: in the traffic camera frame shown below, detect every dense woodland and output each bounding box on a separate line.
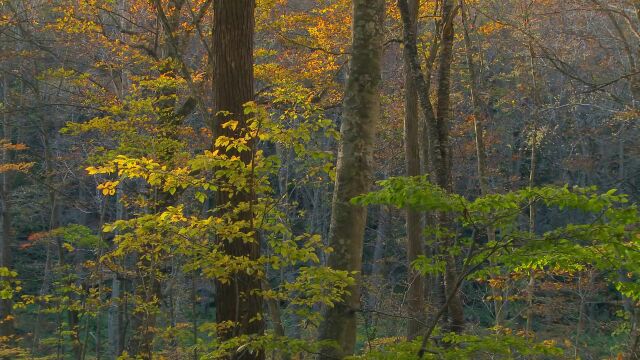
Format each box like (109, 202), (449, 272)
(3, 0), (640, 359)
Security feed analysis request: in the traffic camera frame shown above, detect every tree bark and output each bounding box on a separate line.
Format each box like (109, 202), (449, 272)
(434, 0), (465, 334)
(0, 75), (13, 339)
(212, 1), (264, 359)
(402, 0), (425, 340)
(317, 0), (385, 358)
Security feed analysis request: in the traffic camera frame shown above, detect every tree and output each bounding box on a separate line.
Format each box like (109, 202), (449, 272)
(0, 76), (14, 339)
(212, 1), (265, 358)
(459, 0), (503, 325)
(402, 0), (426, 340)
(433, 0), (465, 333)
(399, 0), (464, 333)
(7, 1), (640, 359)
(317, 0), (385, 358)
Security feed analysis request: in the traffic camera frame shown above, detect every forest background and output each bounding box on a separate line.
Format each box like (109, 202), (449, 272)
(2, 1), (640, 359)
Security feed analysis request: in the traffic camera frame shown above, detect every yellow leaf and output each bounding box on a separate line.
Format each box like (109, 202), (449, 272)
(222, 120), (239, 131)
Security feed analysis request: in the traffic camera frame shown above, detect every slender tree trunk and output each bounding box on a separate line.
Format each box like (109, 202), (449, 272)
(0, 75), (13, 338)
(525, 38), (539, 337)
(434, 1), (455, 192)
(213, 2), (264, 359)
(108, 274), (123, 357)
(398, 0), (463, 332)
(459, 0), (489, 197)
(459, 0), (504, 326)
(435, 0), (465, 333)
(102, 2), (131, 354)
(367, 205), (389, 328)
(262, 280), (289, 360)
(317, 0), (385, 358)
(108, 3), (128, 352)
(94, 195), (107, 360)
(403, 0), (425, 340)
(44, 122), (84, 359)
(415, 6), (440, 313)
(127, 275), (161, 359)
(574, 270), (594, 358)
(629, 305), (640, 360)
(371, 205), (389, 286)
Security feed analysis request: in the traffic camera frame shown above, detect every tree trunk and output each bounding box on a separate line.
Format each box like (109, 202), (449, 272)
(108, 273), (124, 358)
(459, 0), (503, 326)
(0, 75), (13, 339)
(212, 2), (264, 359)
(398, 0), (463, 333)
(367, 205), (389, 329)
(262, 280), (289, 360)
(525, 34), (540, 336)
(402, 0), (425, 340)
(371, 205), (389, 285)
(434, 0), (464, 334)
(108, 188), (126, 358)
(414, 6), (440, 314)
(317, 0), (385, 358)
(108, 3), (129, 354)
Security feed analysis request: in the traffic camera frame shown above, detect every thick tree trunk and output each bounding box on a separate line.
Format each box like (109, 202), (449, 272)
(402, 0), (425, 340)
(317, 0), (384, 358)
(212, 2), (264, 359)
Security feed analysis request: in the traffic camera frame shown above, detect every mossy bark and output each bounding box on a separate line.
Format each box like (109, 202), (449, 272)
(317, 0), (385, 358)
